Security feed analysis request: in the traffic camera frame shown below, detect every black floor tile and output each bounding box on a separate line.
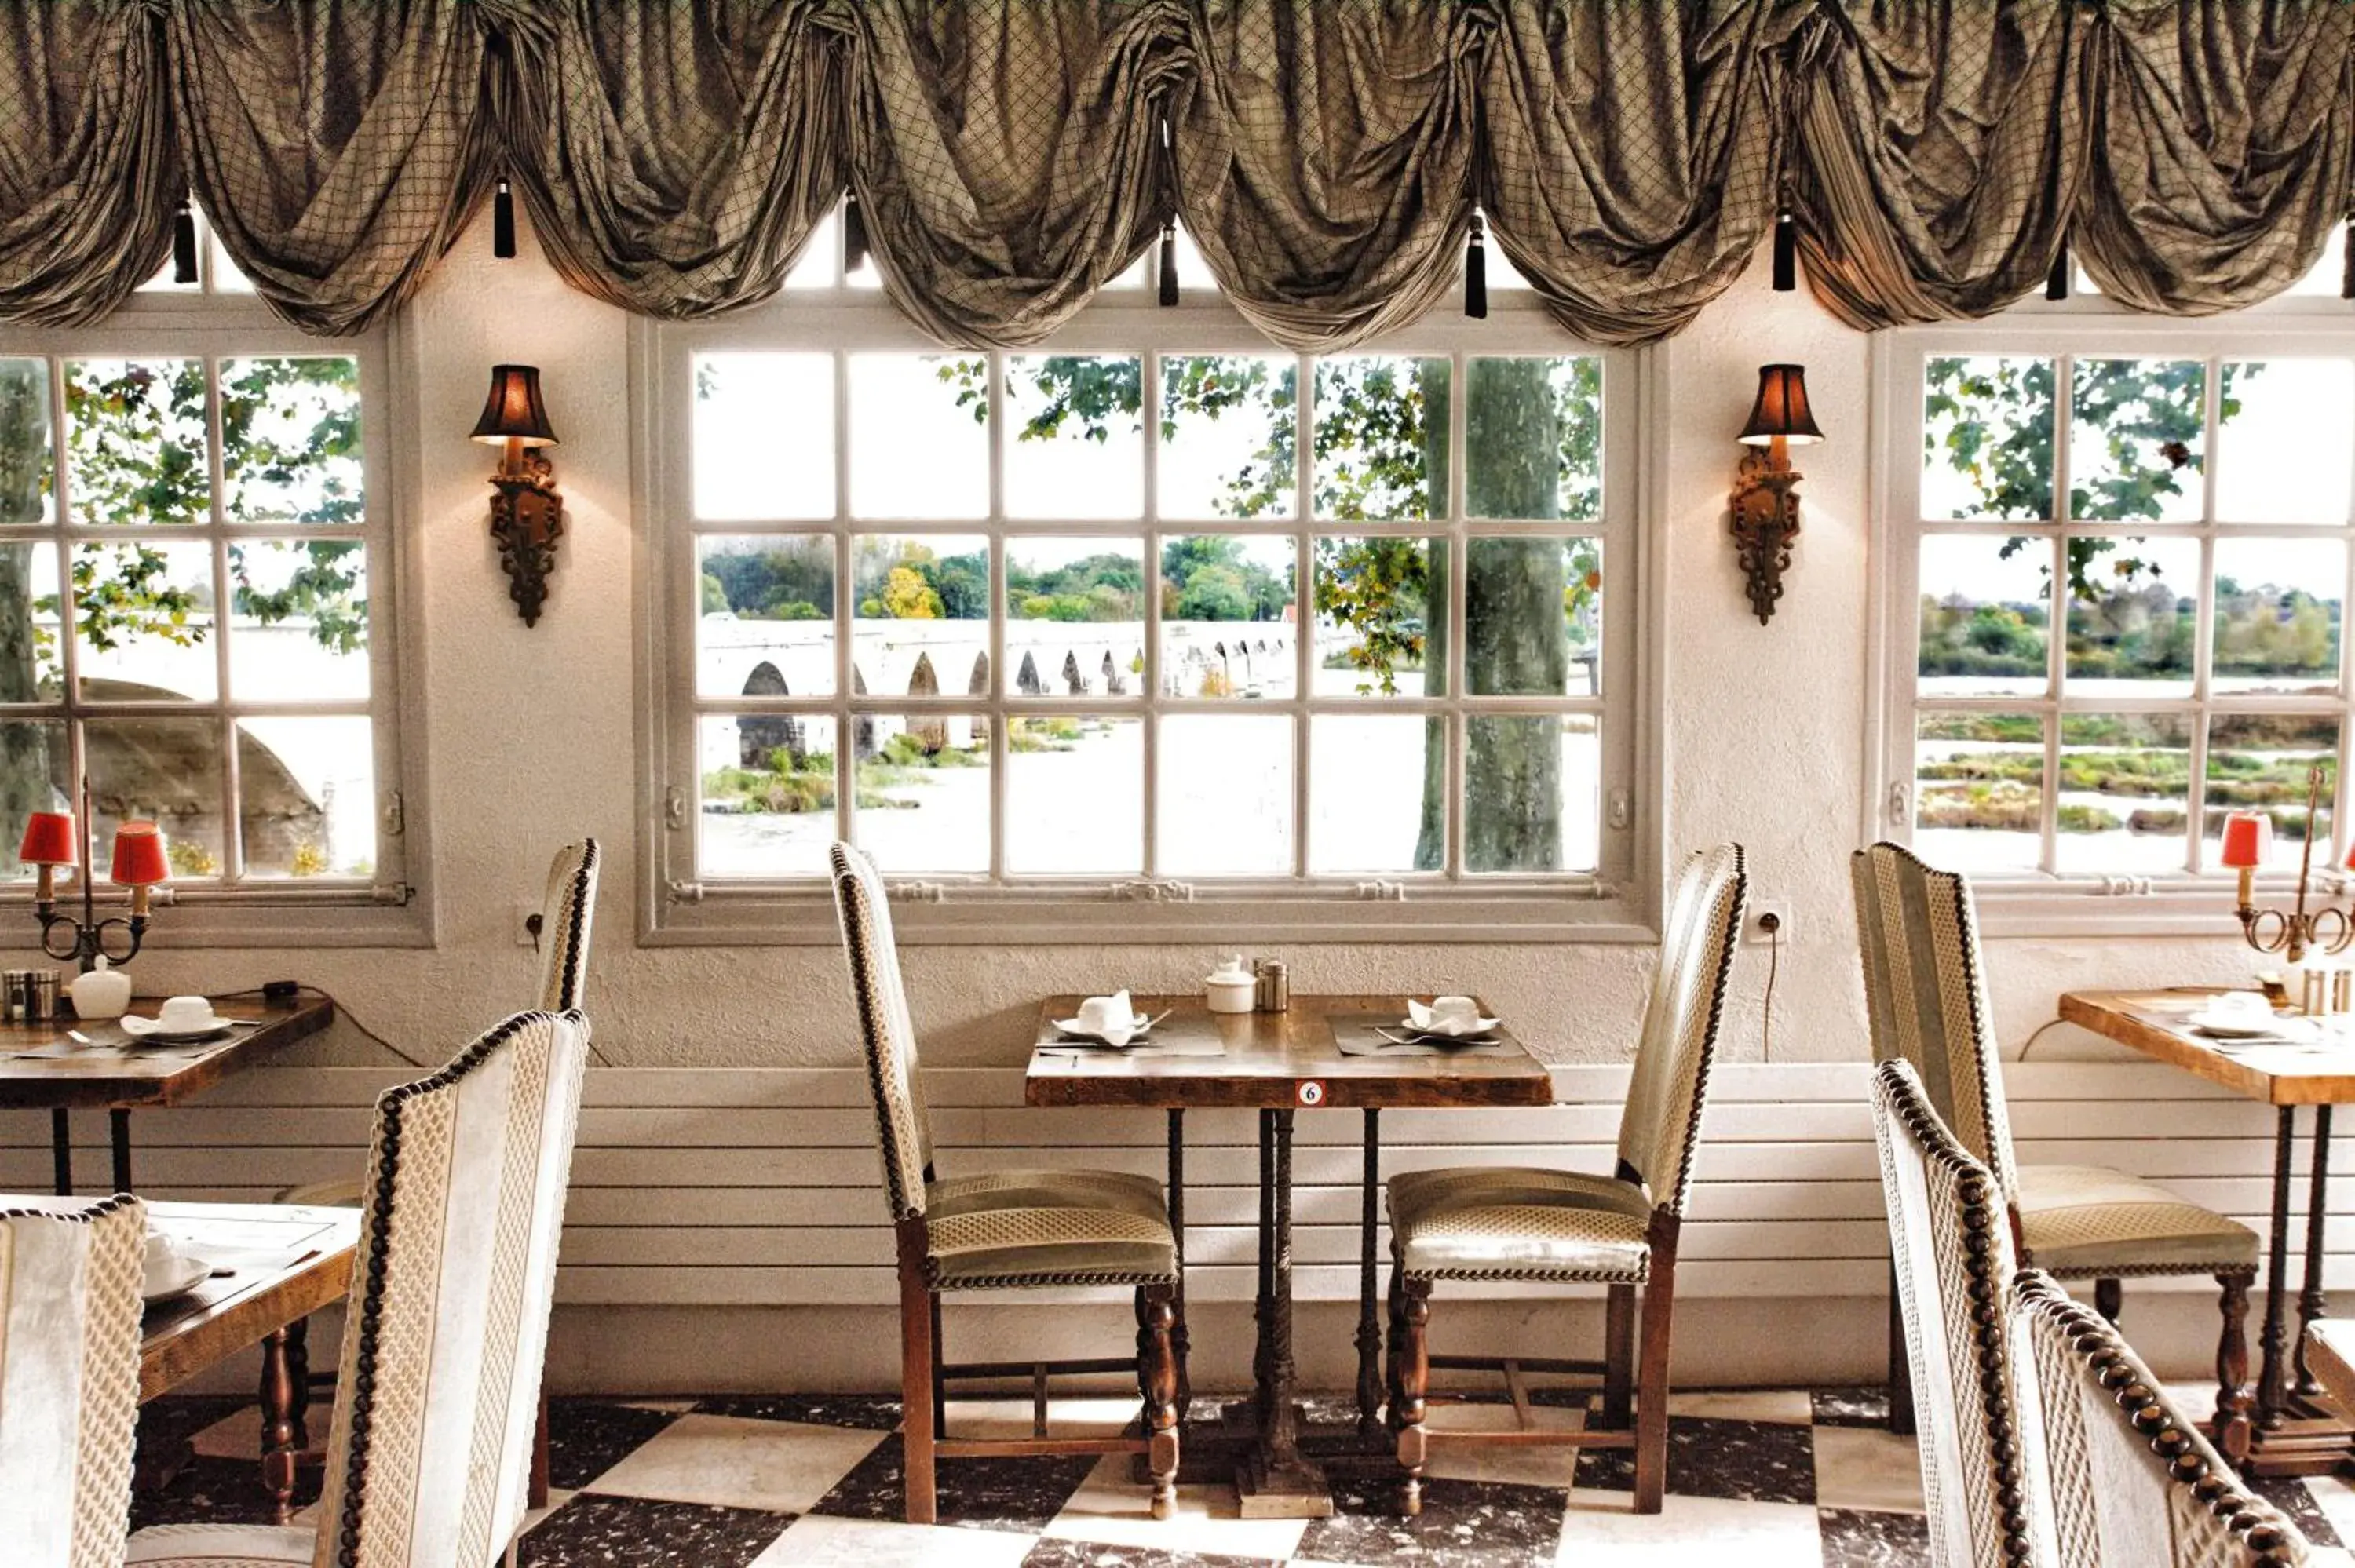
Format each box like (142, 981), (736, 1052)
(2250, 1475), (2339, 1548)
(692, 1392), (904, 1431)
(519, 1494), (791, 1567)
(1294, 1475), (1568, 1568)
(544, 1399), (686, 1490)
(1810, 1387), (1894, 1430)
(127, 1454), (319, 1533)
(1573, 1414), (1817, 1505)
(1021, 1539), (1280, 1567)
(812, 1433), (1097, 1532)
(1817, 1506), (1931, 1566)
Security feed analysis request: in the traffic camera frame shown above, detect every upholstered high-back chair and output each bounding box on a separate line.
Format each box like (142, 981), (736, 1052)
(1872, 1056), (2043, 1568)
(1852, 842), (2258, 1456)
(535, 838), (600, 1013)
(0, 1194), (144, 1568)
(1386, 844), (1745, 1516)
(2014, 1269), (2306, 1568)
(128, 1009), (592, 1568)
(831, 843), (1181, 1525)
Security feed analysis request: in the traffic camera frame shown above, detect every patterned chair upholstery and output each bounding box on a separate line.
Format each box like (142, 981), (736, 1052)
(831, 843), (1181, 1523)
(1853, 842), (2258, 1454)
(2015, 1269), (2306, 1566)
(0, 1194), (145, 1568)
(1386, 844), (1745, 1516)
(1871, 1057), (2043, 1568)
(127, 1008), (593, 1568)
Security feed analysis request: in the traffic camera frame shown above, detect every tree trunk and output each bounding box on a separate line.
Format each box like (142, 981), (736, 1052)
(0, 363), (55, 871)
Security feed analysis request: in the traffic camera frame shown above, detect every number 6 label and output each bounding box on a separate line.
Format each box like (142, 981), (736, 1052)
(1296, 1080), (1326, 1107)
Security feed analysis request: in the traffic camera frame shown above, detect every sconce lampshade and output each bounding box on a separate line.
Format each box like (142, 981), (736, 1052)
(17, 811), (76, 867)
(108, 822), (169, 887)
(469, 365), (559, 447)
(1737, 364), (1824, 446)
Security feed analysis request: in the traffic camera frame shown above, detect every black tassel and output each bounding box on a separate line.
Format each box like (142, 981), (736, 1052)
(843, 193), (869, 275)
(1158, 221), (1178, 307)
(493, 180), (516, 259)
(2342, 218), (2354, 301)
(171, 202), (198, 284)
(1771, 209), (1797, 292)
(2046, 235), (2071, 301)
(1464, 213), (1488, 319)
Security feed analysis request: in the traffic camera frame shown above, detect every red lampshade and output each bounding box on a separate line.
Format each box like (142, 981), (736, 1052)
(17, 811), (76, 866)
(1737, 364), (1825, 447)
(108, 822), (170, 886)
(469, 364), (559, 447)
(2220, 811), (2273, 869)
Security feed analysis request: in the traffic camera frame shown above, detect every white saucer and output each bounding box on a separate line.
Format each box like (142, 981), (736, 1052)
(141, 1251), (208, 1303)
(2189, 1011), (2316, 1041)
(1052, 1010), (1169, 1048)
(120, 1014), (235, 1044)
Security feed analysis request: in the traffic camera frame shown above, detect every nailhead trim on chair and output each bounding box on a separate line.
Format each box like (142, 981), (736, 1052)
(547, 839), (598, 1013)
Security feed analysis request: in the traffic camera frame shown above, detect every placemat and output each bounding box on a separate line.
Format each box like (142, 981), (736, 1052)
(1327, 1012), (1513, 1057)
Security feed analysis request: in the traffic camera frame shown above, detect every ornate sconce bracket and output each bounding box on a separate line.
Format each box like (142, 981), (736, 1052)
(1729, 448), (1802, 625)
(489, 450), (564, 628)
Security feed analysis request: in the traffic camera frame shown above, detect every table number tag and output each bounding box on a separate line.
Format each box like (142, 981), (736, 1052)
(1296, 1080), (1325, 1107)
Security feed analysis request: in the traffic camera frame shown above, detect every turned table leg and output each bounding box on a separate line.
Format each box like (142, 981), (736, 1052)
(2297, 1106), (2333, 1398)
(2258, 1107), (2297, 1431)
(1356, 1107), (1383, 1439)
(1167, 1109), (1190, 1421)
(260, 1327), (301, 1524)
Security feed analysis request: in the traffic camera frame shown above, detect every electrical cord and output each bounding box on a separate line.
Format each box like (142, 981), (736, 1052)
(1759, 911), (1781, 1056)
(2014, 1017), (2068, 1061)
(208, 983), (612, 1069)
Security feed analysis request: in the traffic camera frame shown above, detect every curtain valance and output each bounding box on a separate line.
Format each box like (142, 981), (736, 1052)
(0, 1), (2347, 345)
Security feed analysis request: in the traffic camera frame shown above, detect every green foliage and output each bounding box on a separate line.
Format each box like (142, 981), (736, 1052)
(703, 538), (835, 621)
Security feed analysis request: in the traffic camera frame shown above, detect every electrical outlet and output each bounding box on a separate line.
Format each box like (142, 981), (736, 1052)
(1748, 900), (1792, 946)
(513, 899), (542, 950)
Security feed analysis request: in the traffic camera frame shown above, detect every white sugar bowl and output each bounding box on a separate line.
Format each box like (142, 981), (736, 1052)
(1205, 955), (1257, 1015)
(69, 957), (131, 1022)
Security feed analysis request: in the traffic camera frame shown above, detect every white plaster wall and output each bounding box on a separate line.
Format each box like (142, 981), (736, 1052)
(31, 216), (2264, 1080)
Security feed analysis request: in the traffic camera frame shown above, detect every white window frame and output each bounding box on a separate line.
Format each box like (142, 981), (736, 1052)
(635, 248), (1667, 946)
(0, 253), (431, 948)
(1868, 286), (2355, 938)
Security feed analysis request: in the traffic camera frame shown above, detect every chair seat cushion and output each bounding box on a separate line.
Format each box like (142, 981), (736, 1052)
(1388, 1166), (1655, 1283)
(924, 1168), (1177, 1289)
(2017, 1163), (2260, 1277)
(127, 1522), (315, 1566)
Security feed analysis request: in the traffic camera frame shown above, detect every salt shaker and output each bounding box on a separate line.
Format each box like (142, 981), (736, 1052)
(1254, 958), (1289, 1012)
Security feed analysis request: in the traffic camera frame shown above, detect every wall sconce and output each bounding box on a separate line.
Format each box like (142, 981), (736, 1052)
(1729, 363), (1824, 625)
(471, 364), (564, 627)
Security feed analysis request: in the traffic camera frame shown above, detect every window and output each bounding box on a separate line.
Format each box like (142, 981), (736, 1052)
(0, 221), (418, 943)
(641, 227), (1649, 943)
(1875, 298), (2355, 931)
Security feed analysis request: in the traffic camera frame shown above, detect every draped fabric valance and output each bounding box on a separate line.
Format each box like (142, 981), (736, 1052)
(0, 0), (2348, 345)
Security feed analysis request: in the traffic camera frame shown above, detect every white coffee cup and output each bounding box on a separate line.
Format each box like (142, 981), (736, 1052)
(2208, 990), (2273, 1019)
(156, 994), (217, 1031)
(1425, 995), (1482, 1031)
(142, 1230), (185, 1294)
(1076, 991), (1138, 1037)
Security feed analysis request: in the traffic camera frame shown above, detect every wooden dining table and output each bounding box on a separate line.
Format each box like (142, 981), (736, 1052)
(2060, 987), (2355, 1476)
(1026, 993), (1552, 1518)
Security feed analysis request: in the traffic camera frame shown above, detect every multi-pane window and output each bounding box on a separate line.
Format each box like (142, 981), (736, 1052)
(647, 245), (1638, 935)
(1884, 329), (2355, 893)
(0, 287), (403, 908)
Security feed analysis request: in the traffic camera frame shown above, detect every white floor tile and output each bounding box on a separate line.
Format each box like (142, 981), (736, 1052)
(751, 1514), (1038, 1566)
(580, 1413), (884, 1513)
(522, 1487), (576, 1536)
(2303, 1475), (2355, 1546)
(1042, 1452), (1310, 1560)
(947, 1395), (1139, 1442)
(1420, 1399), (1590, 1490)
(1666, 1390), (1815, 1425)
(1811, 1423), (1926, 1515)
(1555, 1493), (1822, 1566)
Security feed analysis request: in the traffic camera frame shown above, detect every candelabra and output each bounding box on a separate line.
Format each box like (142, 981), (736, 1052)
(16, 779), (166, 973)
(2227, 765), (2353, 967)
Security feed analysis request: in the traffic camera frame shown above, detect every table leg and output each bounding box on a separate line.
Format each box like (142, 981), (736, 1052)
(1356, 1107), (1383, 1439)
(1168, 1109), (1190, 1420)
(2297, 1105), (2333, 1398)
(2258, 1106), (2297, 1431)
(110, 1107), (133, 1194)
(1237, 1107), (1330, 1517)
(50, 1107), (71, 1196)
(1253, 1109), (1273, 1428)
(260, 1326), (301, 1525)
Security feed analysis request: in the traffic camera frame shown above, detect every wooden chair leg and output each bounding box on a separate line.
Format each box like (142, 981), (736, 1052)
(930, 1293), (947, 1437)
(2094, 1277), (2123, 1323)
(898, 1229), (937, 1525)
(1600, 1282), (1634, 1431)
(1394, 1276), (1432, 1518)
(2214, 1271), (2255, 1464)
(1886, 1256), (1915, 1437)
(1384, 1241), (1407, 1434)
(1140, 1282), (1180, 1520)
(1634, 1251), (1678, 1515)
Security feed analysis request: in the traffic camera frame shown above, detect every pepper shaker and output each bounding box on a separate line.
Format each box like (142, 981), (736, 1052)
(1254, 958), (1289, 1012)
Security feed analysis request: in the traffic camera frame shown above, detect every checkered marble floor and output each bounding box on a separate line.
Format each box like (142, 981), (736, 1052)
(132, 1386), (2355, 1566)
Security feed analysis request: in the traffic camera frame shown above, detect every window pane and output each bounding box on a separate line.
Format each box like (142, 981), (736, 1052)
(853, 537), (988, 718)
(1914, 713), (2044, 874)
(1159, 356), (1297, 520)
(2213, 538), (2344, 695)
(1159, 535), (1294, 698)
(2061, 536), (2196, 695)
(2217, 360), (2354, 524)
(1466, 714), (1597, 873)
(1922, 356), (2054, 521)
(699, 713), (837, 878)
(227, 540), (368, 702)
(1004, 356), (1141, 519)
(2286, 224), (2350, 297)
(1006, 538), (1144, 698)
(1468, 538), (1601, 697)
(1314, 536), (1437, 697)
(693, 354), (833, 520)
(1158, 713), (1292, 875)
(849, 354), (986, 519)
(0, 719), (69, 881)
(2070, 359), (2205, 523)
(852, 713), (989, 875)
(2205, 715), (2338, 873)
(221, 357), (363, 525)
(1918, 534), (2050, 697)
(0, 359), (53, 526)
(2055, 714), (2191, 877)
(1006, 715), (1141, 874)
(1312, 356), (1447, 520)
(697, 535), (835, 699)
(0, 540), (64, 700)
(1466, 356), (1601, 521)
(64, 359), (209, 527)
(73, 540), (216, 702)
(785, 211), (837, 290)
(1309, 714), (1437, 874)
(88, 717), (225, 879)
(238, 717), (374, 877)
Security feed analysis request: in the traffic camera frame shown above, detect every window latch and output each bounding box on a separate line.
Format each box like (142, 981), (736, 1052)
(1606, 788), (1630, 832)
(381, 790), (404, 837)
(1886, 781), (1910, 829)
(666, 786), (688, 831)
(666, 879), (706, 904)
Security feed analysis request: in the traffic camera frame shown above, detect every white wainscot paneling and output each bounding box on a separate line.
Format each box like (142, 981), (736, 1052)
(2, 1061), (2337, 1309)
